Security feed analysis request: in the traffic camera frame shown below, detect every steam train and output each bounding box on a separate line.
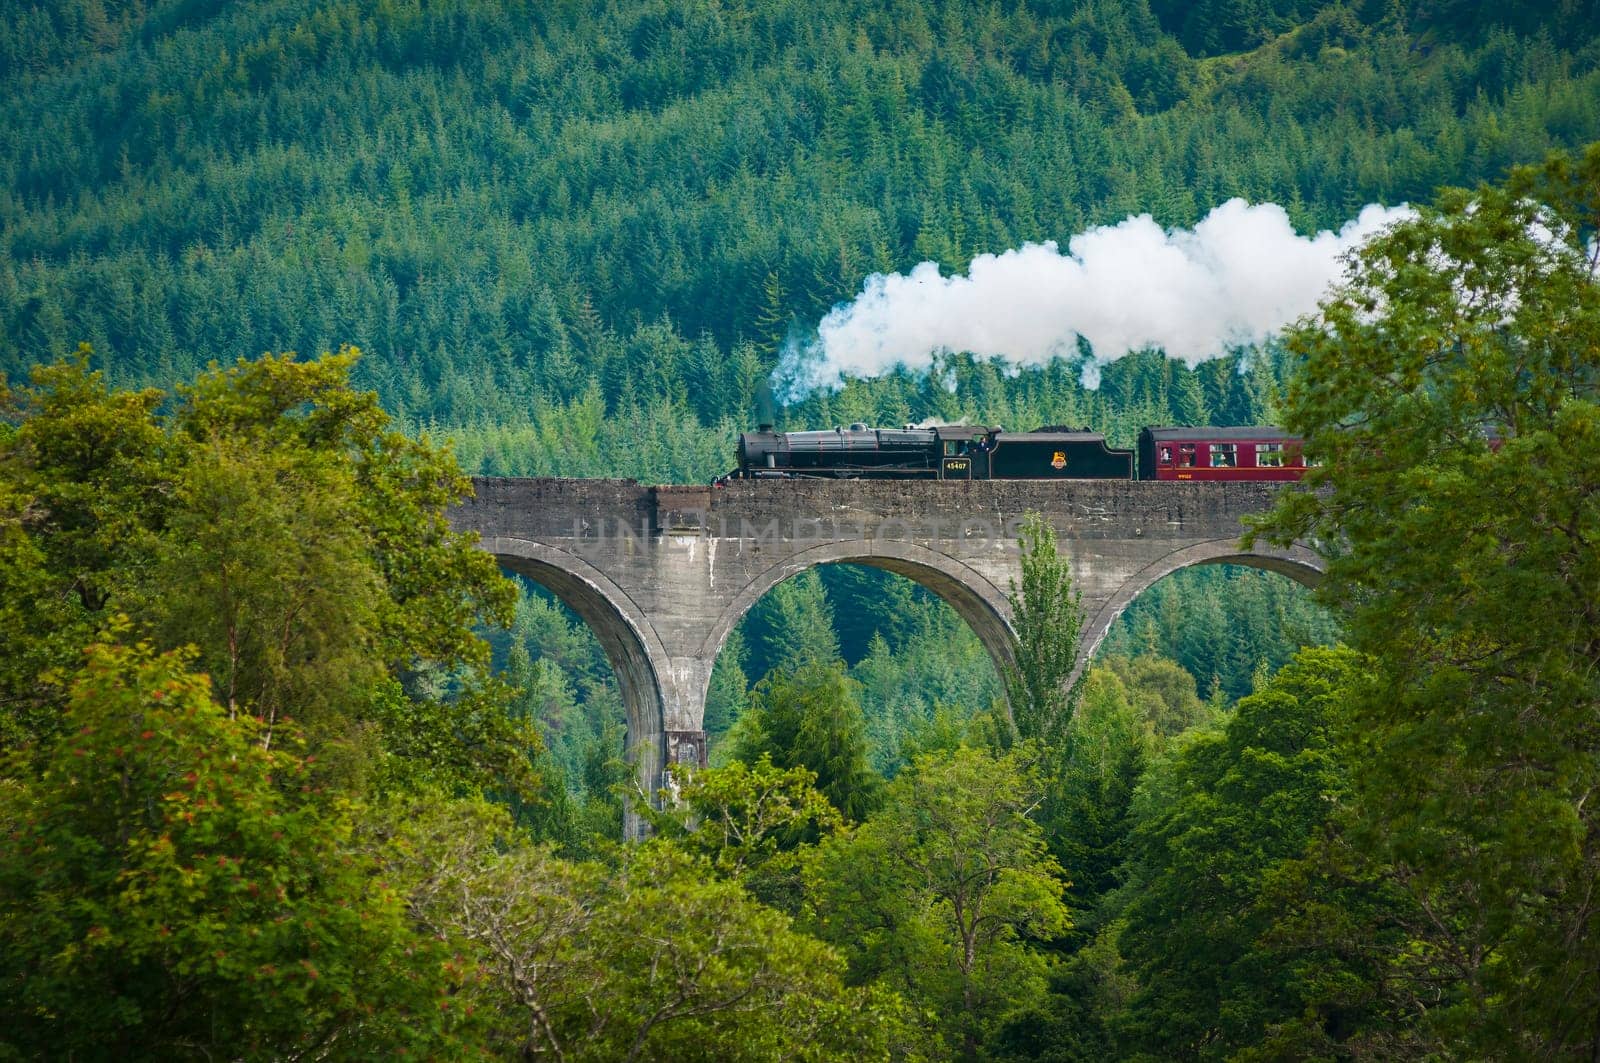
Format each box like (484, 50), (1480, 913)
(724, 423), (1308, 482)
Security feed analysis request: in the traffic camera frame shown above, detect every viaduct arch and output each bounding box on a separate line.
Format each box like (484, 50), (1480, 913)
(454, 478), (1324, 837)
(484, 537), (673, 805)
(700, 539), (1020, 698)
(1073, 538), (1325, 683)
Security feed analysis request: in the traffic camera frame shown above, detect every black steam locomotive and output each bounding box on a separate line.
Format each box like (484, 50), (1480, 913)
(724, 423), (1308, 482)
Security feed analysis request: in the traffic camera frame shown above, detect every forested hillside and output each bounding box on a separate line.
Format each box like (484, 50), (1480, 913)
(3, 0), (1598, 468)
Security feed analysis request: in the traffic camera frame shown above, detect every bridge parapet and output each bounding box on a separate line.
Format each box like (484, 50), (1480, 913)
(465, 476), (1293, 541)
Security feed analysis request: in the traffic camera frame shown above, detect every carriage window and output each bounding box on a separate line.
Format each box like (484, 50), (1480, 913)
(1178, 444), (1196, 468)
(1209, 443), (1237, 468)
(1159, 446), (1174, 465)
(1255, 443), (1284, 468)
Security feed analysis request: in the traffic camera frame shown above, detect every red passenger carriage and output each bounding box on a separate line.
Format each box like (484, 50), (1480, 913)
(1137, 426), (1308, 482)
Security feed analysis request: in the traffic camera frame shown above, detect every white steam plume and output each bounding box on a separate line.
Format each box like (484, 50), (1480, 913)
(777, 198), (1414, 396)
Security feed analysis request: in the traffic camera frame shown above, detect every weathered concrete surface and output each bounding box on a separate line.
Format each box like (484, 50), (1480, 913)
(452, 477), (1322, 835)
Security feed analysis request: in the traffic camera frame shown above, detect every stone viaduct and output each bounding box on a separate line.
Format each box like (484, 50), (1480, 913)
(451, 477), (1322, 835)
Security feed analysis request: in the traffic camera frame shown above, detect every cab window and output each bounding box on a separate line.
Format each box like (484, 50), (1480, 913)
(944, 441), (957, 456)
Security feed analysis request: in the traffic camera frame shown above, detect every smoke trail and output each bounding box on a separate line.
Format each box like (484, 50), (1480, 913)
(775, 198), (1414, 397)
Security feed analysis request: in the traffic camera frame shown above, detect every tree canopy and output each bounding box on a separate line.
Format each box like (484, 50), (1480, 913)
(1251, 143), (1600, 1057)
(1, 346), (526, 797)
(0, 640), (474, 1059)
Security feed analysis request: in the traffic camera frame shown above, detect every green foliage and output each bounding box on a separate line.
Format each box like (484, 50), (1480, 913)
(0, 640), (470, 1059)
(1044, 667), (1152, 931)
(394, 798), (921, 1062)
(704, 625), (750, 740)
(1026, 652), (1220, 951)
(1006, 513), (1083, 746)
(990, 921), (1135, 1063)
(0, 347), (527, 799)
(657, 755), (842, 871)
(848, 593), (1006, 774)
(648, 754), (843, 911)
(742, 568), (843, 676)
(0, 346), (167, 737)
(1252, 144), (1600, 1057)
(1113, 646), (1365, 1058)
(492, 581), (631, 848)
(726, 565), (1006, 770)
(806, 745), (1071, 1059)
(727, 659), (884, 823)
(1098, 653), (1220, 737)
(5, 5), (1598, 1055)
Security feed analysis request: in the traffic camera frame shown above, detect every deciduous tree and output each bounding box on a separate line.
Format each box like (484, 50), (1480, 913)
(1253, 145), (1600, 1057)
(805, 745), (1070, 1059)
(650, 754), (841, 886)
(727, 660), (883, 823)
(1114, 647), (1365, 1058)
(394, 799), (918, 1062)
(1, 347), (528, 798)
(0, 640), (470, 1059)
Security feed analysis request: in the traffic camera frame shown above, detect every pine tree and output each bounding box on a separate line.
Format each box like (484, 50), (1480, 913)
(1005, 513), (1083, 746)
(729, 660), (883, 823)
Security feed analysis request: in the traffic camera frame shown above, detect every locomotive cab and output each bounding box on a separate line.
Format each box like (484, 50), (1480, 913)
(930, 425), (993, 479)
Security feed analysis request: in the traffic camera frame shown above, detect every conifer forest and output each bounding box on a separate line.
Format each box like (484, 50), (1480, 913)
(2, 0), (1599, 1057)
